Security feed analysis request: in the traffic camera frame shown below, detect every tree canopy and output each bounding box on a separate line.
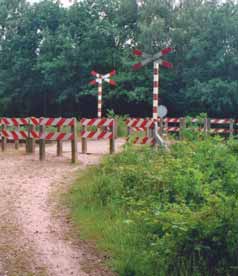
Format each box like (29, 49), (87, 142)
(0, 0), (237, 117)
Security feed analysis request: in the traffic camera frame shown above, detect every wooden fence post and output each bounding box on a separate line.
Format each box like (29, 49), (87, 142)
(82, 125), (87, 154)
(164, 119), (168, 136)
(28, 124), (35, 153)
(179, 117), (186, 140)
(127, 125), (131, 137)
(229, 119), (234, 139)
(71, 118), (78, 163)
(39, 124), (45, 161)
(204, 118), (211, 135)
(15, 125), (19, 150)
(114, 118), (118, 139)
(57, 125), (63, 156)
(1, 124), (6, 152)
(110, 119), (115, 154)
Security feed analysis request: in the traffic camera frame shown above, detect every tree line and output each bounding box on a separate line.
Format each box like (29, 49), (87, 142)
(0, 0), (237, 118)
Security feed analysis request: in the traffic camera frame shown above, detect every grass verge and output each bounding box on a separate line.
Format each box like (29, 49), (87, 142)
(67, 136), (238, 276)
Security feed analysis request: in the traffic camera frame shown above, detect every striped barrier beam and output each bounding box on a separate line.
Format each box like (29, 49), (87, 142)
(0, 117), (40, 126)
(125, 118), (155, 129)
(0, 118), (29, 126)
(210, 119), (231, 124)
(165, 127), (180, 133)
(40, 117), (75, 126)
(1, 130), (39, 140)
(81, 130), (113, 140)
(81, 118), (114, 127)
(133, 137), (155, 145)
(40, 132), (74, 141)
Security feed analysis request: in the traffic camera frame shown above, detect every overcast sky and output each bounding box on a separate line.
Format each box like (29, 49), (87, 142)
(28, 0), (73, 7)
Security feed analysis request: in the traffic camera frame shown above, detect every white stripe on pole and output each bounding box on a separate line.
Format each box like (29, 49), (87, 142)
(153, 62), (159, 120)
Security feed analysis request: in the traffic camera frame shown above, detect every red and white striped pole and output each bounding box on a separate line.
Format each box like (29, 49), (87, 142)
(133, 47), (173, 146)
(153, 62), (159, 121)
(90, 70), (116, 118)
(98, 77), (103, 118)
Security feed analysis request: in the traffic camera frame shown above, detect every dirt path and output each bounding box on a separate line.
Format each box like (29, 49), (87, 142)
(0, 139), (124, 276)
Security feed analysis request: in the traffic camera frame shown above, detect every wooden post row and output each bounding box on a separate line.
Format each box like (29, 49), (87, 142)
(110, 120), (116, 154)
(179, 117), (186, 140)
(81, 118), (116, 155)
(39, 117), (78, 163)
(1, 124), (6, 152)
(71, 118), (78, 163)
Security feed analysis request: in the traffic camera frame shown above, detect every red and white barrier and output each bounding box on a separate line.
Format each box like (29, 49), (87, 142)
(133, 137), (155, 145)
(40, 117), (75, 126)
(81, 130), (113, 140)
(210, 119), (231, 124)
(165, 127), (180, 133)
(40, 132), (74, 141)
(0, 118), (29, 126)
(1, 130), (39, 140)
(0, 117), (40, 126)
(126, 118), (155, 129)
(164, 118), (180, 123)
(81, 118), (116, 154)
(81, 118), (114, 127)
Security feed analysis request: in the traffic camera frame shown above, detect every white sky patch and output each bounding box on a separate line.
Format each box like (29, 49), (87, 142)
(28, 0), (74, 7)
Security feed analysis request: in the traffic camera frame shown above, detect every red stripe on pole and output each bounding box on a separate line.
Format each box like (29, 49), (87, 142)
(154, 81), (159, 88)
(161, 47), (173, 56)
(153, 94), (158, 100)
(133, 49), (143, 56)
(133, 63), (143, 70)
(162, 60), (173, 69)
(154, 68), (158, 75)
(153, 107), (157, 113)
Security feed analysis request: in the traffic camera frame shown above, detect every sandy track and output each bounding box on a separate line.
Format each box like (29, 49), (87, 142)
(0, 139), (124, 276)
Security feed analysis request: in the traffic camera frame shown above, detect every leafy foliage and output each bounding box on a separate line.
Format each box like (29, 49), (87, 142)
(69, 137), (238, 275)
(0, 0), (237, 117)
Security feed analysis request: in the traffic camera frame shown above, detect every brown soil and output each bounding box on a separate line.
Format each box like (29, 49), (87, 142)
(0, 139), (125, 276)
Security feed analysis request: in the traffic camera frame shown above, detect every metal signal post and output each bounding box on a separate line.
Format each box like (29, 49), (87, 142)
(133, 47), (173, 147)
(89, 70), (116, 118)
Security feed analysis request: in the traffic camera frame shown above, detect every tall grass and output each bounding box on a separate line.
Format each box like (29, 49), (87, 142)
(67, 136), (238, 275)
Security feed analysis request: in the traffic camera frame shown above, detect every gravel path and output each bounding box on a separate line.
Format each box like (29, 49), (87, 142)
(0, 139), (124, 276)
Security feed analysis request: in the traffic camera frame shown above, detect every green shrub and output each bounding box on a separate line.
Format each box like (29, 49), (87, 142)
(68, 137), (238, 276)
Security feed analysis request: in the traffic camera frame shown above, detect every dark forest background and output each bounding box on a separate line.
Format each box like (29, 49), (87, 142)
(0, 0), (237, 118)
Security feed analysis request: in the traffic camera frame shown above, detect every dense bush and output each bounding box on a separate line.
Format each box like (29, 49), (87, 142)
(69, 137), (238, 275)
